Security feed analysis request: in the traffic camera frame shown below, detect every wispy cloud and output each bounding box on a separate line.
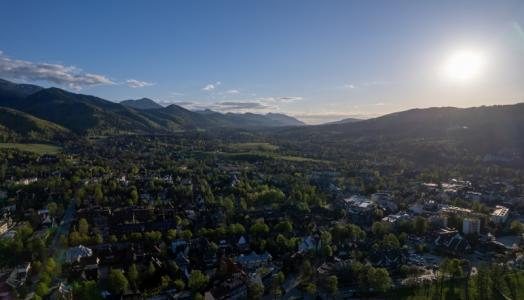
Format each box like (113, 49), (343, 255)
(126, 79), (155, 88)
(226, 89), (240, 94)
(173, 98), (277, 113)
(0, 50), (114, 90)
(167, 92), (302, 113)
(202, 81), (221, 91)
(342, 81), (391, 89)
(279, 96), (303, 103)
(213, 101), (273, 111)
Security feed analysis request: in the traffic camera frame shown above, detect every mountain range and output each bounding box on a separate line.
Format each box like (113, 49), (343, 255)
(1, 78), (523, 156)
(0, 79), (304, 138)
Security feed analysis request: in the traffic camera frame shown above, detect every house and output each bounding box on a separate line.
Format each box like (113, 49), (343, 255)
(236, 236), (249, 252)
(48, 282), (73, 300)
(65, 245), (93, 264)
(344, 195), (377, 226)
(234, 251), (272, 270)
(434, 228), (471, 256)
(6, 263), (31, 288)
(372, 192), (398, 212)
(490, 205), (509, 224)
(71, 256), (100, 281)
(171, 240), (189, 254)
(370, 247), (407, 270)
(382, 212), (410, 225)
(210, 272), (248, 300)
(298, 235), (322, 253)
(0, 219), (10, 235)
(175, 251), (191, 279)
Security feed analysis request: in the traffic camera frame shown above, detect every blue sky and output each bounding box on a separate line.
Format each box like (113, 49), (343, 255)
(1, 0), (523, 123)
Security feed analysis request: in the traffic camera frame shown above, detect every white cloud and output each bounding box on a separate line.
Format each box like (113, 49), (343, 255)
(172, 98), (278, 113)
(226, 89), (240, 94)
(202, 81), (222, 91)
(279, 96), (303, 103)
(126, 79), (155, 88)
(343, 81), (391, 89)
(202, 84), (215, 91)
(0, 50), (114, 90)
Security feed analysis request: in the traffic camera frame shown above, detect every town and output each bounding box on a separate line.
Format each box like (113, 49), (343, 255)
(1, 134), (523, 299)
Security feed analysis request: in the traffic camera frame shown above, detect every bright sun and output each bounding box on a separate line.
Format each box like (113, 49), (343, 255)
(443, 49), (486, 83)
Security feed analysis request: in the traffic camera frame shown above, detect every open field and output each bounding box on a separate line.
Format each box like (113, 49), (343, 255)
(195, 150), (328, 164)
(227, 142), (279, 152)
(0, 143), (62, 154)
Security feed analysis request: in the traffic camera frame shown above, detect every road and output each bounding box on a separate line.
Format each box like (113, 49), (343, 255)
(49, 200), (76, 257)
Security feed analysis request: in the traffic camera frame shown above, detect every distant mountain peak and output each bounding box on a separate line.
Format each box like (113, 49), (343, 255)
(120, 98), (163, 110)
(0, 78), (44, 97)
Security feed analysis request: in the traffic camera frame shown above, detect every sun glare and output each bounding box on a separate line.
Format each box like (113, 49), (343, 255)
(442, 49), (486, 83)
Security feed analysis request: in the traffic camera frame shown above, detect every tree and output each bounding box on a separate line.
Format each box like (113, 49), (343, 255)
(167, 229), (177, 240)
(108, 235), (118, 243)
(300, 260), (314, 281)
(31, 237), (46, 260)
(35, 282), (49, 297)
(47, 202), (58, 217)
(127, 264), (139, 287)
(274, 220), (293, 234)
(322, 244), (333, 257)
(371, 221), (388, 238)
(324, 275), (338, 296)
(174, 279), (185, 291)
(161, 275), (171, 289)
(130, 187), (139, 204)
(93, 233), (103, 244)
(59, 235), (68, 249)
(510, 220), (524, 234)
(147, 261), (156, 277)
(179, 230), (193, 240)
(271, 273), (285, 299)
(304, 282), (317, 296)
(250, 221), (270, 236)
(108, 269), (129, 294)
(414, 216), (428, 236)
(383, 233), (400, 249)
(247, 282), (264, 300)
(367, 267), (391, 294)
(69, 231), (82, 246)
(78, 218), (89, 235)
(94, 185), (104, 203)
(188, 270), (209, 293)
(72, 280), (101, 300)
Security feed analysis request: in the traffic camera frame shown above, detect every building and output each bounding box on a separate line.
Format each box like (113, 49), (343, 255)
(6, 263), (31, 288)
(234, 251), (272, 270)
(344, 195), (377, 226)
(462, 218), (480, 235)
(371, 192), (398, 212)
(491, 205), (509, 224)
(65, 245), (93, 264)
(434, 228), (471, 256)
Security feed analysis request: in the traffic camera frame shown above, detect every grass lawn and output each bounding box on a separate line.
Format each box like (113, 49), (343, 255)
(195, 150), (328, 164)
(0, 143), (62, 154)
(228, 142), (280, 152)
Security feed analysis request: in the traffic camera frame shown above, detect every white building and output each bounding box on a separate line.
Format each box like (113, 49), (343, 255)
(462, 218), (480, 235)
(491, 205), (509, 224)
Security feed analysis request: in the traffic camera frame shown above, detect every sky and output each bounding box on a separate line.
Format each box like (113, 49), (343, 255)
(1, 0), (524, 124)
